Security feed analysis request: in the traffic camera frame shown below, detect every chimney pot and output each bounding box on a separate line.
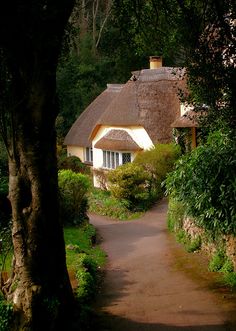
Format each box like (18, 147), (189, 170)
(149, 56), (162, 69)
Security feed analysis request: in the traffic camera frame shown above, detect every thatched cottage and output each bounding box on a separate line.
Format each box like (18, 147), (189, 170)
(64, 57), (186, 187)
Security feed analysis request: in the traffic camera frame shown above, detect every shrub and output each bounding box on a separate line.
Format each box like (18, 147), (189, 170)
(134, 143), (181, 198)
(208, 250), (226, 272)
(58, 170), (90, 226)
(76, 254), (98, 303)
(222, 272), (236, 288)
(165, 131), (236, 235)
(88, 188), (142, 220)
(108, 163), (150, 211)
(58, 155), (90, 175)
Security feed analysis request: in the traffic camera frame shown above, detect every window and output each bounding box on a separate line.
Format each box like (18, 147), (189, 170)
(122, 153), (131, 164)
(102, 150), (131, 169)
(85, 147), (93, 162)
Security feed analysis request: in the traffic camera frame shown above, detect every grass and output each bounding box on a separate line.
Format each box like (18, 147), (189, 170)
(88, 188), (143, 220)
(64, 224), (106, 273)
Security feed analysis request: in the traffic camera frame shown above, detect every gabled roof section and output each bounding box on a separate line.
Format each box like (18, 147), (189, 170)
(94, 129), (143, 151)
(64, 84), (124, 147)
(96, 80), (140, 126)
(90, 67), (186, 144)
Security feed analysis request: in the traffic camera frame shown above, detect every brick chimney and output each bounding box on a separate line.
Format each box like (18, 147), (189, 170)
(149, 56), (162, 69)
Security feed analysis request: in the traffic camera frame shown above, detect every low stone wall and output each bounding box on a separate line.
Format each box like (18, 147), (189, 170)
(182, 217), (236, 271)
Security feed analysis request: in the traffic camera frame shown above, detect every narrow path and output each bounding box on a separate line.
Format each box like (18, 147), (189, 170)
(90, 199), (236, 331)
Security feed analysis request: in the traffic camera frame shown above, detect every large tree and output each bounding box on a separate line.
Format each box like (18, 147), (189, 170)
(0, 1), (76, 330)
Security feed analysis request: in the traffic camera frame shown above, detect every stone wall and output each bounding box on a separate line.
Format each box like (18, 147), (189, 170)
(182, 217), (236, 271)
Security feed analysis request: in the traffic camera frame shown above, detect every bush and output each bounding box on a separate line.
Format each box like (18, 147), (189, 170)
(108, 163), (150, 211)
(58, 170), (90, 226)
(165, 131), (236, 235)
(76, 254), (98, 303)
(208, 250), (226, 272)
(58, 155), (90, 175)
(134, 143), (181, 197)
(88, 188), (142, 220)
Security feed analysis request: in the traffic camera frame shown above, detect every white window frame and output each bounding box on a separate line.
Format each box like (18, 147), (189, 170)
(85, 147), (93, 163)
(102, 150), (132, 169)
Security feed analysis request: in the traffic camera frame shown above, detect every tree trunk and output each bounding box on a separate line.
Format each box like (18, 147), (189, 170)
(0, 2), (76, 330)
(5, 74), (74, 331)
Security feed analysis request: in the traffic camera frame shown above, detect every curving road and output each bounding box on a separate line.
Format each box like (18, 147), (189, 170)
(90, 199), (236, 331)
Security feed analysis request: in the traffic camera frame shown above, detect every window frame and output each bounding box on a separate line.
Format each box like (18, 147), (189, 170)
(85, 147), (93, 163)
(102, 150), (132, 169)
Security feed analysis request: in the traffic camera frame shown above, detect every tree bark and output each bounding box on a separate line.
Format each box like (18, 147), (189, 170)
(0, 1), (76, 330)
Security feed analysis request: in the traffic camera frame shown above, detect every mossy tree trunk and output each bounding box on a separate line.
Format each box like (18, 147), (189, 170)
(0, 1), (76, 330)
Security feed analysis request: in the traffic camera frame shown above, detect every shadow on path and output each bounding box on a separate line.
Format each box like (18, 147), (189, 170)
(89, 199), (236, 331)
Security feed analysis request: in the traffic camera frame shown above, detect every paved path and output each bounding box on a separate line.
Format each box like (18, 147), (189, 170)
(90, 199), (236, 331)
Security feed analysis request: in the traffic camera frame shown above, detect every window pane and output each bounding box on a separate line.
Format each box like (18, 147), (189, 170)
(115, 153), (119, 168)
(86, 147), (89, 161)
(90, 148), (93, 162)
(111, 152), (115, 169)
(122, 153), (131, 164)
(103, 151), (106, 167)
(107, 151), (111, 168)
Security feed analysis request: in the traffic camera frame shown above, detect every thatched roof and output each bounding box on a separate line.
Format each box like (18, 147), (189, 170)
(91, 67), (186, 144)
(94, 129), (143, 151)
(65, 67), (186, 148)
(171, 110), (200, 128)
(64, 84), (124, 147)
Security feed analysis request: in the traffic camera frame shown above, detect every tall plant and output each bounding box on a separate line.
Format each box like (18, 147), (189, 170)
(165, 131), (236, 235)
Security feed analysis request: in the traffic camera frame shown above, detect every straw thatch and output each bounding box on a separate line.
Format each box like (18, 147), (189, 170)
(171, 110), (200, 128)
(92, 67), (186, 144)
(65, 67), (186, 148)
(64, 84), (124, 147)
(94, 129), (143, 151)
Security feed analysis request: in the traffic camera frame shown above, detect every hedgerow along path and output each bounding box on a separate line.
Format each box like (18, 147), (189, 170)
(89, 199), (236, 331)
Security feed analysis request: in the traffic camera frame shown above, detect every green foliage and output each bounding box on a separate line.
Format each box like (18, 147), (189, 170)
(0, 178), (8, 196)
(64, 224), (106, 304)
(58, 170), (90, 226)
(134, 143), (181, 197)
(165, 131), (236, 235)
(108, 163), (150, 211)
(208, 250), (226, 272)
(222, 272), (236, 289)
(175, 229), (201, 253)
(0, 296), (13, 331)
(0, 223), (13, 272)
(76, 254), (98, 303)
(186, 236), (202, 253)
(64, 224), (106, 272)
(56, 46), (120, 142)
(221, 258), (234, 274)
(208, 249), (236, 288)
(58, 155), (90, 175)
(167, 198), (185, 232)
(88, 188), (142, 220)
